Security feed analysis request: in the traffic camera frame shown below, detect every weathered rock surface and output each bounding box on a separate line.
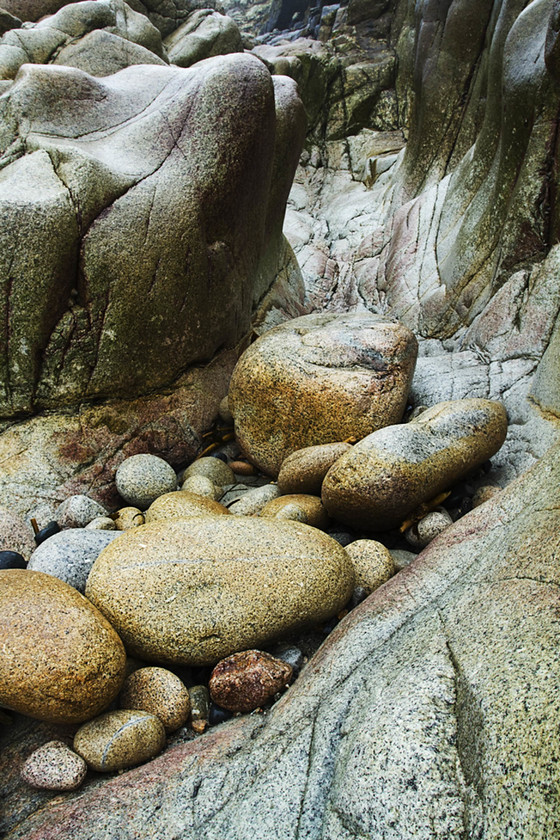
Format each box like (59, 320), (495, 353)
(85, 516), (354, 665)
(230, 312), (417, 476)
(27, 528), (119, 592)
(0, 506), (35, 559)
(345, 538), (394, 593)
(55, 495), (108, 529)
(260, 493), (329, 529)
(119, 667), (190, 733)
(0, 570), (126, 723)
(115, 454), (177, 509)
(322, 398), (508, 530)
(164, 9), (243, 67)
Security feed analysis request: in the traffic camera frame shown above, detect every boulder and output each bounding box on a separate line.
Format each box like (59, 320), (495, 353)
(144, 490), (230, 521)
(85, 516), (355, 665)
(277, 442), (353, 495)
(27, 529), (120, 592)
(322, 399), (507, 530)
(164, 9), (244, 68)
(0, 570), (126, 723)
(229, 312), (418, 476)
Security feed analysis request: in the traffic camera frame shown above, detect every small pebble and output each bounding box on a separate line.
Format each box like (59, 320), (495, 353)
(21, 741), (87, 791)
(209, 650), (293, 713)
(230, 460), (257, 476)
(85, 516), (117, 531)
(189, 684), (210, 733)
(345, 539), (394, 593)
(208, 703), (233, 726)
(390, 549), (418, 571)
(218, 395), (233, 425)
(181, 474), (221, 500)
(269, 644), (304, 676)
(74, 710), (166, 772)
(119, 667), (191, 733)
(327, 530), (355, 547)
(472, 485), (501, 508)
(260, 494), (329, 529)
(34, 521), (60, 546)
(228, 483), (281, 516)
(210, 451), (229, 463)
(115, 454), (177, 509)
(55, 495), (108, 529)
(350, 585), (368, 608)
(0, 550), (26, 569)
(405, 508), (453, 549)
(113, 507), (144, 530)
(183, 456), (235, 487)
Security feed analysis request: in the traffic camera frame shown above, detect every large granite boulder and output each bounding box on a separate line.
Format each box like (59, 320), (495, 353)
(164, 9), (243, 67)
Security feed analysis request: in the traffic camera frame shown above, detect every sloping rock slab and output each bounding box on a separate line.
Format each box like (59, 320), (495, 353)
(5, 441), (560, 837)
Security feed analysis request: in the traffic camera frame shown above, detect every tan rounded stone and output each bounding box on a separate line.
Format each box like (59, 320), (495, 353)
(209, 650), (293, 713)
(0, 570), (126, 724)
(113, 507), (144, 530)
(322, 399), (508, 530)
(21, 741), (87, 791)
(260, 494), (329, 529)
(85, 517), (355, 666)
(85, 516), (117, 531)
(119, 667), (191, 733)
(144, 490), (230, 522)
(182, 457), (235, 487)
(345, 540), (394, 593)
(228, 483), (281, 516)
(181, 474), (221, 500)
(277, 442), (353, 495)
(229, 312), (418, 476)
(74, 710), (166, 772)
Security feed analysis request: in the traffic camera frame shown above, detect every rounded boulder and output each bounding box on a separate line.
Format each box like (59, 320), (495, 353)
(85, 517), (355, 665)
(0, 570), (126, 723)
(229, 312), (418, 476)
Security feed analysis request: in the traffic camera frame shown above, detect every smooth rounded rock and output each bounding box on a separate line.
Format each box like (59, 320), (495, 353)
(144, 491), (230, 522)
(322, 399), (508, 530)
(0, 550), (26, 569)
(113, 507), (144, 530)
(277, 442), (353, 495)
(345, 540), (394, 593)
(21, 741), (87, 791)
(86, 517), (355, 666)
(182, 457), (235, 488)
(260, 494), (329, 529)
(0, 570), (126, 723)
(391, 549), (418, 571)
(181, 475), (221, 500)
(219, 395), (233, 425)
(228, 483), (281, 516)
(119, 667), (191, 733)
(74, 710), (166, 772)
(229, 312), (418, 476)
(209, 650), (292, 713)
(0, 507), (35, 560)
(85, 516), (117, 531)
(55, 495), (108, 529)
(115, 455), (177, 509)
(28, 529), (120, 592)
(472, 485), (502, 508)
(405, 509), (453, 549)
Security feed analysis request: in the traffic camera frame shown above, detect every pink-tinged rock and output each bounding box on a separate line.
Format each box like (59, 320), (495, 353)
(209, 650), (293, 712)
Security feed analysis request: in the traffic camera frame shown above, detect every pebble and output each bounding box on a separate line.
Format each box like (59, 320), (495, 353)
(21, 741), (87, 791)
(391, 549), (418, 571)
(74, 710), (166, 773)
(113, 507), (144, 530)
(119, 667), (191, 733)
(181, 474), (221, 500)
(405, 509), (453, 549)
(34, 521), (61, 546)
(230, 460), (257, 476)
(0, 506), (35, 560)
(229, 312), (418, 476)
(115, 454), (177, 509)
(182, 456), (235, 488)
(350, 586), (368, 608)
(144, 490), (230, 522)
(208, 703), (233, 726)
(209, 650), (293, 713)
(55, 495), (108, 529)
(277, 442), (353, 495)
(27, 529), (120, 593)
(228, 483), (281, 515)
(218, 395), (233, 425)
(327, 530), (355, 547)
(344, 540), (394, 593)
(85, 516), (354, 666)
(0, 550), (26, 569)
(322, 399), (508, 530)
(189, 684), (210, 733)
(259, 494), (329, 529)
(0, 570), (126, 723)
(472, 484), (501, 508)
(85, 516), (117, 531)
(269, 643), (304, 675)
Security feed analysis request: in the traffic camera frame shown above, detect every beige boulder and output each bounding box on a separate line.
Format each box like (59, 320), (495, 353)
(345, 540), (394, 593)
(74, 710), (166, 772)
(322, 399), (508, 530)
(229, 313), (418, 476)
(260, 494), (329, 529)
(277, 442), (353, 495)
(144, 490), (230, 522)
(0, 570), (126, 723)
(85, 517), (355, 665)
(119, 667), (190, 733)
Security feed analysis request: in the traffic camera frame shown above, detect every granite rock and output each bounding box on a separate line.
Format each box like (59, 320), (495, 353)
(119, 667), (190, 733)
(345, 539), (394, 593)
(181, 475), (221, 500)
(182, 457), (235, 488)
(27, 528), (120, 592)
(164, 9), (243, 68)
(228, 483), (282, 515)
(21, 741), (87, 791)
(74, 710), (165, 772)
(260, 493), (329, 529)
(209, 650), (293, 713)
(54, 495), (108, 529)
(115, 455), (177, 510)
(113, 508), (144, 530)
(144, 490), (230, 522)
(0, 506), (35, 560)
(277, 442), (353, 495)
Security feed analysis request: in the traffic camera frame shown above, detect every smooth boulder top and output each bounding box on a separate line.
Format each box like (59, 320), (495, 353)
(229, 312), (418, 476)
(322, 398), (508, 530)
(0, 570), (126, 723)
(144, 490), (230, 522)
(85, 516), (355, 665)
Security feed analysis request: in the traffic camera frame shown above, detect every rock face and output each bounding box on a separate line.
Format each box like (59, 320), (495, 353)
(322, 399), (508, 530)
(229, 312), (418, 476)
(0, 570), (126, 723)
(164, 9), (243, 67)
(85, 516), (355, 665)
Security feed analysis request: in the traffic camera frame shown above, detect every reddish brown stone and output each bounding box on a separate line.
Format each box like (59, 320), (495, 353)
(209, 650), (293, 713)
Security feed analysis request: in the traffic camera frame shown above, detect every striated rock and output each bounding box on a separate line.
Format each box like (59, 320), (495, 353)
(74, 710), (165, 772)
(115, 455), (177, 509)
(228, 483), (281, 515)
(229, 312), (418, 476)
(0, 506), (35, 560)
(164, 9), (244, 68)
(27, 528), (119, 592)
(182, 457), (235, 488)
(322, 399), (508, 530)
(209, 650), (293, 713)
(85, 516), (355, 665)
(0, 570), (126, 723)
(21, 741), (87, 792)
(277, 442), (353, 495)
(54, 495), (108, 529)
(345, 539), (394, 593)
(144, 490), (230, 522)
(260, 493), (329, 529)
(119, 667), (190, 733)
